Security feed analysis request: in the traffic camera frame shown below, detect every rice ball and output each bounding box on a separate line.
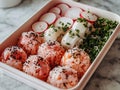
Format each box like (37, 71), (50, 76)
(47, 66), (78, 89)
(18, 31), (43, 55)
(38, 41), (65, 68)
(61, 47), (91, 78)
(23, 55), (50, 81)
(1, 46), (27, 70)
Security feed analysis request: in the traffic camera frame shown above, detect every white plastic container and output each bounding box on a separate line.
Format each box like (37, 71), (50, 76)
(0, 0), (120, 90)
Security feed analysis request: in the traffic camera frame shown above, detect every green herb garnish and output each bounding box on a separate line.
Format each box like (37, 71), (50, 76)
(75, 29), (80, 33)
(80, 17), (118, 62)
(77, 18), (87, 23)
(66, 42), (70, 45)
(54, 29), (57, 32)
(59, 22), (70, 32)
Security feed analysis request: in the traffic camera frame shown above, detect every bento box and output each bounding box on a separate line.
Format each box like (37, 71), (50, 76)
(0, 0), (120, 90)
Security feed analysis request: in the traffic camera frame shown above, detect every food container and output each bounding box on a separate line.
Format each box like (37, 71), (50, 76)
(0, 0), (120, 90)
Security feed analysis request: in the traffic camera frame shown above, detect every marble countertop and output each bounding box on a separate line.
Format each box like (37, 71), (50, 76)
(0, 0), (120, 90)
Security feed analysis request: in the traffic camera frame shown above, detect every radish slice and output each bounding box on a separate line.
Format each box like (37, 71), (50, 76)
(44, 27), (61, 42)
(72, 21), (87, 38)
(61, 30), (83, 49)
(80, 11), (98, 23)
(55, 17), (73, 29)
(57, 3), (70, 16)
(64, 7), (82, 20)
(49, 7), (61, 15)
(55, 13), (61, 19)
(32, 21), (48, 33)
(40, 13), (56, 25)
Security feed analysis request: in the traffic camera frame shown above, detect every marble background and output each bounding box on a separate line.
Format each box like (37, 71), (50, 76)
(0, 0), (120, 90)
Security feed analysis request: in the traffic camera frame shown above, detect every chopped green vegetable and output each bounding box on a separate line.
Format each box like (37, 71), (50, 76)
(39, 33), (44, 37)
(80, 17), (118, 62)
(76, 34), (80, 37)
(59, 22), (70, 32)
(49, 24), (58, 32)
(69, 30), (75, 38)
(66, 42), (70, 45)
(77, 18), (87, 23)
(67, 22), (71, 25)
(49, 24), (54, 28)
(54, 29), (58, 32)
(77, 18), (88, 28)
(75, 29), (80, 33)
(48, 34), (51, 36)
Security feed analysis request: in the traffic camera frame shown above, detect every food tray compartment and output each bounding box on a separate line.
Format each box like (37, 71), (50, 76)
(0, 0), (120, 90)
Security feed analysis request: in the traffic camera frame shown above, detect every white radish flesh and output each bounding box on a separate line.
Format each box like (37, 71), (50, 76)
(55, 17), (73, 29)
(64, 7), (83, 20)
(49, 7), (61, 15)
(81, 11), (97, 23)
(61, 20), (88, 48)
(40, 13), (56, 25)
(72, 21), (87, 38)
(61, 30), (82, 49)
(57, 3), (70, 16)
(32, 21), (48, 33)
(44, 27), (61, 42)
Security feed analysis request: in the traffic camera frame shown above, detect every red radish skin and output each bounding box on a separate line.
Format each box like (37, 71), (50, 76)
(80, 11), (98, 23)
(32, 21), (48, 33)
(57, 3), (70, 16)
(79, 8), (85, 12)
(64, 7), (83, 20)
(49, 7), (61, 15)
(54, 13), (61, 19)
(40, 13), (57, 25)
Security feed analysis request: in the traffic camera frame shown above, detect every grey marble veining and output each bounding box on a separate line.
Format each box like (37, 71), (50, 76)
(84, 39), (120, 90)
(0, 0), (120, 90)
(0, 0), (49, 43)
(80, 0), (120, 15)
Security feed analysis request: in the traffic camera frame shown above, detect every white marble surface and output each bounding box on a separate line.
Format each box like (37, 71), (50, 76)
(0, 0), (120, 90)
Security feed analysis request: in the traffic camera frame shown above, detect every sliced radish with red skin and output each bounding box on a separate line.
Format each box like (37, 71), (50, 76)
(40, 13), (56, 25)
(71, 6), (84, 11)
(80, 8), (85, 12)
(80, 11), (98, 23)
(55, 14), (61, 19)
(32, 21), (48, 33)
(57, 3), (70, 16)
(64, 7), (83, 20)
(55, 17), (73, 29)
(49, 7), (61, 15)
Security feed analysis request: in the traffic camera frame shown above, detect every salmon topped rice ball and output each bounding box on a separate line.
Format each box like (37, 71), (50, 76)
(61, 47), (91, 78)
(47, 66), (78, 89)
(1, 46), (27, 70)
(18, 31), (43, 55)
(38, 41), (65, 68)
(23, 55), (50, 81)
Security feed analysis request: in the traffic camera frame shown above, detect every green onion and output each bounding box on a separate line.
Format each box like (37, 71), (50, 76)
(80, 17), (118, 62)
(66, 42), (70, 45)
